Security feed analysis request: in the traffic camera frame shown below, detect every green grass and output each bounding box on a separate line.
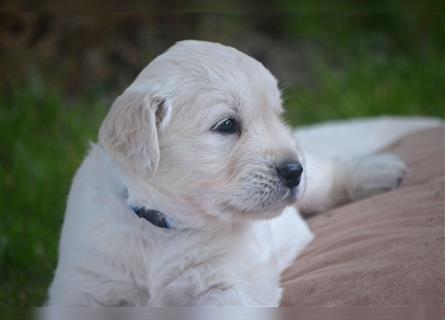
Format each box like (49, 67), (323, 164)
(284, 52), (445, 125)
(0, 49), (443, 306)
(0, 80), (107, 306)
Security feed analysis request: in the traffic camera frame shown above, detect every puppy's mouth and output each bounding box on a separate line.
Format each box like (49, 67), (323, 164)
(221, 184), (301, 219)
(273, 185), (301, 206)
(287, 186), (299, 202)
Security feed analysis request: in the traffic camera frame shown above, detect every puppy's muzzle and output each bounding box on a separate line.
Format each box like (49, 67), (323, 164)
(276, 161), (303, 189)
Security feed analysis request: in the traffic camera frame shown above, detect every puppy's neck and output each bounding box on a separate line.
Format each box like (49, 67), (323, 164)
(95, 145), (249, 233)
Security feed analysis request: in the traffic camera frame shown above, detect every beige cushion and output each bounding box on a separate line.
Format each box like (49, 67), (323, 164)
(281, 127), (445, 306)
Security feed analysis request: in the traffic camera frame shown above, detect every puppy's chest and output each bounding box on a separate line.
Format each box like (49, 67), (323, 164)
(126, 231), (275, 306)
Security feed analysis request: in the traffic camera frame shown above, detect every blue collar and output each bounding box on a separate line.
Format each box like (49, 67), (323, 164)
(131, 206), (172, 229)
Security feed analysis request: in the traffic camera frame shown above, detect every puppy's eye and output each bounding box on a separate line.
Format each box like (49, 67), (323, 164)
(213, 118), (239, 134)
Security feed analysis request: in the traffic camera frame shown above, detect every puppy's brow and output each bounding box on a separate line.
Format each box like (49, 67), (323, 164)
(228, 95), (241, 113)
(230, 104), (240, 114)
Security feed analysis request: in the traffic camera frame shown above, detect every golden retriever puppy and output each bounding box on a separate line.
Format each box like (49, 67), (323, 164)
(47, 40), (439, 306)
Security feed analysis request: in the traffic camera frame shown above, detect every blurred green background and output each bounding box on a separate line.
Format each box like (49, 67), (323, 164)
(0, 5), (444, 306)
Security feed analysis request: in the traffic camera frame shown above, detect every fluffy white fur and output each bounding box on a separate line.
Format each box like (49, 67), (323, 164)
(47, 40), (441, 306)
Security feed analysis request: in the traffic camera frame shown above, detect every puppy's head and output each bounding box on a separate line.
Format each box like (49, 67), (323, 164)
(100, 40), (303, 223)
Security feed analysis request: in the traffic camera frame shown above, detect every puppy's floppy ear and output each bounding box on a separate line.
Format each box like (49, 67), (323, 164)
(99, 89), (170, 178)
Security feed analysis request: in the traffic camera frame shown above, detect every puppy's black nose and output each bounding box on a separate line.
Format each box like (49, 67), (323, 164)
(276, 161), (303, 189)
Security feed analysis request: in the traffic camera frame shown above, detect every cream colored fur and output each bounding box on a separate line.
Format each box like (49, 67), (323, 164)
(47, 40), (441, 307)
